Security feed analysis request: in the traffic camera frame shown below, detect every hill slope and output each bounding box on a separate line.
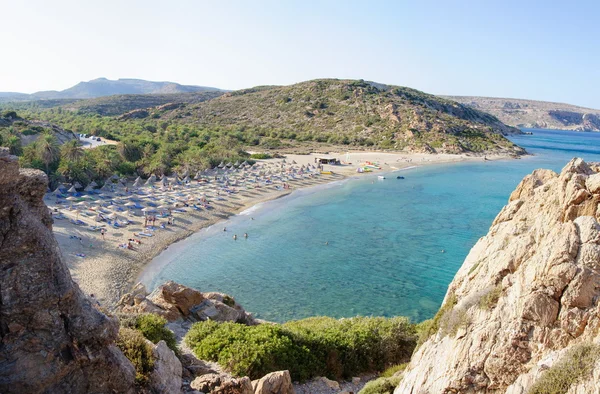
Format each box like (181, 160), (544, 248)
(150, 79), (524, 155)
(445, 96), (600, 131)
(0, 77), (223, 101)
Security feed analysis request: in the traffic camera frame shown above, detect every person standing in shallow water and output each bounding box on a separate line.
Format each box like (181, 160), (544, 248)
(233, 234), (237, 240)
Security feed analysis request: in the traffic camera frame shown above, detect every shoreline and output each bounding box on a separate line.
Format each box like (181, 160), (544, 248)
(51, 151), (517, 307)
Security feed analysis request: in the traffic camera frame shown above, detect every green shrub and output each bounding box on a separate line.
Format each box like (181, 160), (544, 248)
(116, 328), (155, 385)
(184, 316), (416, 381)
(135, 314), (178, 354)
(416, 293), (457, 346)
(528, 343), (600, 394)
(250, 153), (273, 159)
(380, 363), (407, 378)
(358, 375), (402, 394)
(479, 284), (502, 310)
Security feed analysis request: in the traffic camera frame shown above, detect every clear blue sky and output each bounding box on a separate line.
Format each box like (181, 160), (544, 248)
(2, 0), (599, 108)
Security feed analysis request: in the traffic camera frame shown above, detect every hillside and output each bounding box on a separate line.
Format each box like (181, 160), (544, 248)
(0, 77), (223, 101)
(147, 79), (525, 155)
(397, 158), (600, 393)
(445, 95), (600, 131)
(60, 91), (224, 116)
(0, 110), (77, 149)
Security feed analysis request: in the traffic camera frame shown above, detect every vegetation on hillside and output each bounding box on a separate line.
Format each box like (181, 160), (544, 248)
(183, 316), (416, 381)
(528, 343), (600, 394)
(0, 79), (526, 189)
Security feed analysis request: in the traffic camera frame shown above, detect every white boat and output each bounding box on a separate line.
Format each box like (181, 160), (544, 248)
(378, 175), (386, 180)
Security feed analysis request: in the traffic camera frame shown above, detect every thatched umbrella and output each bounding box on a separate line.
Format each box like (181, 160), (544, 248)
(67, 186), (77, 193)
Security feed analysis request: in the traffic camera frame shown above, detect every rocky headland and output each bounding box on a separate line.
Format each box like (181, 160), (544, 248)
(397, 158), (600, 393)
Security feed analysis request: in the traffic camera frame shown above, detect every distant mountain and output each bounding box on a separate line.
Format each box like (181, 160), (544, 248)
(444, 96), (600, 132)
(0, 78), (223, 101)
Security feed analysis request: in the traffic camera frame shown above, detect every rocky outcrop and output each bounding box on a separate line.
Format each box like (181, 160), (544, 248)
(191, 373), (253, 394)
(118, 281), (256, 324)
(148, 340), (182, 394)
(252, 370), (295, 394)
(397, 158), (600, 393)
(0, 148), (136, 393)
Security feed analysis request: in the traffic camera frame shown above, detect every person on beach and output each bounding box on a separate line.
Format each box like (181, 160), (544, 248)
(100, 228), (105, 240)
(144, 217), (148, 227)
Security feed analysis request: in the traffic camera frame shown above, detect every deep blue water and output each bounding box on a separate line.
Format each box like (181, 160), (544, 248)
(142, 129), (600, 323)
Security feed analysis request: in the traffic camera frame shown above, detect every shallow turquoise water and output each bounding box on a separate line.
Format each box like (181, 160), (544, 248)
(142, 129), (600, 323)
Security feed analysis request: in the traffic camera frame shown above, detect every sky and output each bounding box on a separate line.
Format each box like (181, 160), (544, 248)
(2, 0), (600, 108)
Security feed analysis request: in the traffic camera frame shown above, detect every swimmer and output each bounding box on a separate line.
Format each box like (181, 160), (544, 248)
(244, 233), (248, 238)
(233, 234), (237, 240)
(325, 241), (329, 245)
(441, 249), (445, 253)
(223, 227), (227, 232)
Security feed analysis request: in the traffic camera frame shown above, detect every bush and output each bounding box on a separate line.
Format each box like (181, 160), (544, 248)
(135, 314), (178, 354)
(528, 343), (600, 394)
(250, 153), (273, 159)
(184, 316), (416, 381)
(380, 363), (407, 378)
(479, 284), (502, 310)
(358, 375), (402, 394)
(116, 328), (155, 385)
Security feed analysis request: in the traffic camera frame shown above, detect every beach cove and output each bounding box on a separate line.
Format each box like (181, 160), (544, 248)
(139, 129), (600, 323)
(50, 150), (490, 307)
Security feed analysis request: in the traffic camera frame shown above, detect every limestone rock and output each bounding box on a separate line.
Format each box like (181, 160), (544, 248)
(118, 282), (255, 324)
(190, 373), (253, 394)
(397, 158), (600, 393)
(149, 281), (205, 320)
(253, 370), (295, 394)
(0, 148), (135, 393)
(319, 376), (340, 390)
(148, 340), (183, 394)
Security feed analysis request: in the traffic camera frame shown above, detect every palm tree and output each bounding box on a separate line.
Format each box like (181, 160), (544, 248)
(37, 134), (60, 175)
(61, 139), (84, 162)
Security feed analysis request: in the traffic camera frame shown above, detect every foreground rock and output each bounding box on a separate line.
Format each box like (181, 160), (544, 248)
(397, 158), (600, 393)
(191, 373), (253, 393)
(0, 148), (136, 393)
(149, 340), (182, 393)
(118, 280), (256, 324)
(252, 370), (295, 394)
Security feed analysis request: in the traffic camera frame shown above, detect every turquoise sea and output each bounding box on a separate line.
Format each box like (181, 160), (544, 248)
(141, 129), (600, 323)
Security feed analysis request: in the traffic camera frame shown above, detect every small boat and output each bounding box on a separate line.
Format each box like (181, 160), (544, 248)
(378, 176), (386, 180)
(396, 176), (405, 179)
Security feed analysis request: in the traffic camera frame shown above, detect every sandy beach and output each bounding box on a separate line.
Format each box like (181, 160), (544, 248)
(50, 151), (510, 307)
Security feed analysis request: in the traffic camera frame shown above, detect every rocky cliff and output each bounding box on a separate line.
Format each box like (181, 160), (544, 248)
(0, 148), (136, 393)
(396, 158), (600, 393)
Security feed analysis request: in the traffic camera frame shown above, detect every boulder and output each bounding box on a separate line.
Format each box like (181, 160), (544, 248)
(149, 281), (205, 320)
(191, 373), (253, 394)
(148, 340), (182, 394)
(0, 148), (136, 393)
(252, 370), (295, 394)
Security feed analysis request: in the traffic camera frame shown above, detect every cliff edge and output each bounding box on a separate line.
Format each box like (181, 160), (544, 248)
(397, 158), (600, 393)
(0, 148), (136, 393)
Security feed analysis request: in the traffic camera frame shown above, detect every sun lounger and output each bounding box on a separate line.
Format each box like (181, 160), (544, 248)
(136, 232), (154, 237)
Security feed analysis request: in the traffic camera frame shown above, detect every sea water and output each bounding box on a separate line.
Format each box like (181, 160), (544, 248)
(141, 129), (600, 322)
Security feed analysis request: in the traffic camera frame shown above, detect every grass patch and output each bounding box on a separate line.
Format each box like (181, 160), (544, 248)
(416, 293), (458, 346)
(118, 313), (178, 355)
(358, 375), (402, 394)
(250, 153), (273, 159)
(479, 284), (502, 310)
(184, 316), (416, 381)
(380, 363), (408, 378)
(528, 343), (600, 394)
(116, 328), (155, 385)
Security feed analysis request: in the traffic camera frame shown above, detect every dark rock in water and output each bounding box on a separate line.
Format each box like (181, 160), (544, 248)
(0, 148), (136, 393)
